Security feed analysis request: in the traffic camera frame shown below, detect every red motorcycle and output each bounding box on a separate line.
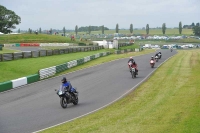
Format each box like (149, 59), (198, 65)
(150, 60), (155, 68)
(128, 62), (137, 78)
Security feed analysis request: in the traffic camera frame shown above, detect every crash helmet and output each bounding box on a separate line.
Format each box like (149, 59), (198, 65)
(61, 77), (67, 83)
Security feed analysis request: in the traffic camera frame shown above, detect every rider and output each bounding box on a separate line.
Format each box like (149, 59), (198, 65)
(155, 52), (159, 58)
(128, 56), (134, 69)
(61, 77), (77, 94)
(158, 51), (162, 58)
(150, 56), (155, 61)
(131, 61), (138, 75)
(128, 56), (134, 64)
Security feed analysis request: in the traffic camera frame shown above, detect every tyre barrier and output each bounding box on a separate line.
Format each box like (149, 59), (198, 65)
(114, 48), (142, 54)
(39, 52), (110, 80)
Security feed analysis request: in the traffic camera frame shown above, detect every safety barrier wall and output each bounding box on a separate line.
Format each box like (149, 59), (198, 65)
(0, 46), (104, 62)
(114, 48), (143, 54)
(0, 74), (39, 92)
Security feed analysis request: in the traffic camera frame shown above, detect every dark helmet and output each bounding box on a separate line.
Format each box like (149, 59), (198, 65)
(61, 77), (67, 83)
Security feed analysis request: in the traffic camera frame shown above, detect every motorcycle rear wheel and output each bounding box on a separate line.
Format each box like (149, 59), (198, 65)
(60, 97), (67, 108)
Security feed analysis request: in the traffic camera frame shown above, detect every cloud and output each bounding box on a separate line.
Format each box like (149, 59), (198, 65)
(1, 0), (199, 30)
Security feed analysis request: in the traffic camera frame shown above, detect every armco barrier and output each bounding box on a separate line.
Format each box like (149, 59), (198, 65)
(0, 54), (2, 61)
(115, 48), (137, 54)
(0, 81), (12, 92)
(13, 52), (23, 60)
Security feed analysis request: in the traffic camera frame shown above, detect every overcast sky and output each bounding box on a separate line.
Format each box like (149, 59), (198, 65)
(1, 0), (200, 31)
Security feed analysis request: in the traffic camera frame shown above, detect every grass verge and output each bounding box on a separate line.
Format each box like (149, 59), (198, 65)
(40, 49), (200, 133)
(0, 47), (20, 54)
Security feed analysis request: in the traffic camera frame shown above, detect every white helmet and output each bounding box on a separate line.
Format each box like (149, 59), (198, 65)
(130, 56), (133, 59)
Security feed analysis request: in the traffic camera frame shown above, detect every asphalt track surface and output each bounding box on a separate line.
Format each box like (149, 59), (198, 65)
(0, 49), (177, 133)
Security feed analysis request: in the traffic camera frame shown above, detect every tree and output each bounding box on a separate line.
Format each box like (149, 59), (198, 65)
(78, 26), (109, 32)
(0, 5), (21, 34)
(192, 25), (200, 36)
(179, 21), (182, 34)
(146, 24), (149, 34)
(191, 22), (195, 27)
(116, 23), (119, 33)
(196, 23), (200, 27)
(63, 27), (65, 36)
(18, 28), (20, 33)
(130, 24), (133, 34)
(75, 25), (78, 35)
(102, 25), (104, 34)
(28, 28), (32, 34)
(88, 26), (91, 34)
(162, 23), (166, 34)
(49, 28), (52, 34)
(39, 27), (42, 33)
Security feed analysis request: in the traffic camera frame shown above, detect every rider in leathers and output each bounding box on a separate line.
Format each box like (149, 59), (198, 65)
(61, 77), (77, 94)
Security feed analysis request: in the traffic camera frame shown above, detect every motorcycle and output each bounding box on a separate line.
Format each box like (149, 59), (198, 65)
(158, 53), (162, 59)
(155, 56), (159, 62)
(171, 49), (173, 52)
(128, 62), (136, 78)
(56, 85), (79, 108)
(150, 60), (155, 68)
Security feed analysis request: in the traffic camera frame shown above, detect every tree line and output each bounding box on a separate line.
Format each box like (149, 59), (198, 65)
(0, 5), (199, 36)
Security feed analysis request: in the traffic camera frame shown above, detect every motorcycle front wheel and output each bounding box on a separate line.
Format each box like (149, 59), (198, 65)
(73, 96), (79, 105)
(60, 97), (67, 108)
(131, 71), (135, 78)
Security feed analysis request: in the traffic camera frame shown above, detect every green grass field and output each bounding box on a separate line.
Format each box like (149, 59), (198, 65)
(0, 29), (195, 44)
(0, 34), (77, 44)
(76, 29), (193, 36)
(40, 49), (200, 133)
(0, 47), (20, 54)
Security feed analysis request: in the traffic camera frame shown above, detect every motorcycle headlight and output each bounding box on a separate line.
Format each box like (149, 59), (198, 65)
(58, 91), (63, 95)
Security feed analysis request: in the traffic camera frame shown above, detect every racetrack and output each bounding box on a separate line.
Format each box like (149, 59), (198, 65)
(0, 49), (177, 133)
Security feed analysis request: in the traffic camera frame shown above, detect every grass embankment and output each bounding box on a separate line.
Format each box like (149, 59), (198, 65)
(0, 29), (195, 44)
(0, 34), (81, 44)
(0, 47), (20, 54)
(0, 47), (153, 82)
(41, 49), (200, 133)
